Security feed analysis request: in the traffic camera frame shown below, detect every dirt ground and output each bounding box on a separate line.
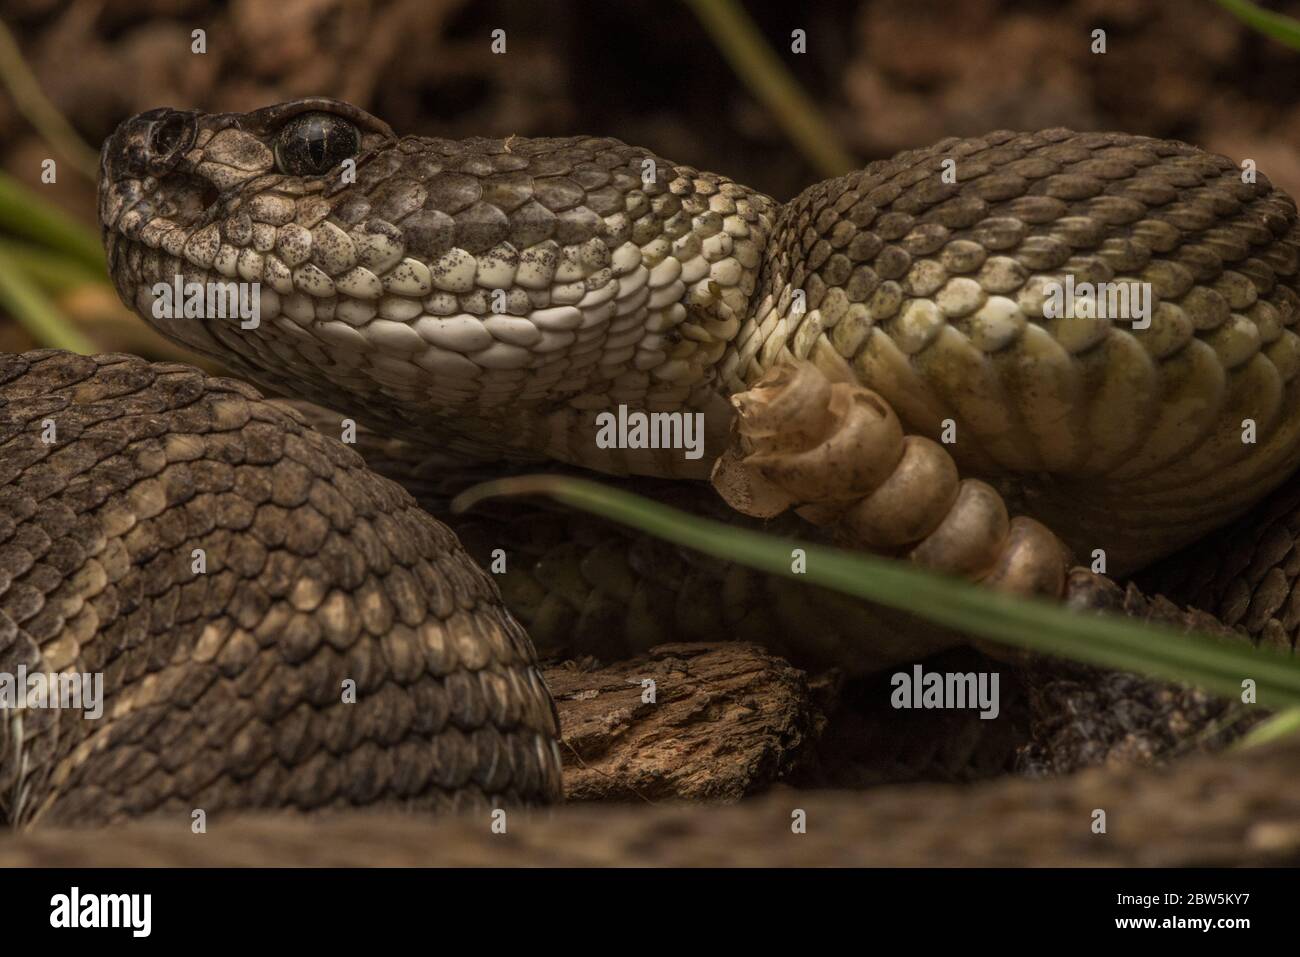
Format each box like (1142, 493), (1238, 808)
(5, 735), (1299, 865)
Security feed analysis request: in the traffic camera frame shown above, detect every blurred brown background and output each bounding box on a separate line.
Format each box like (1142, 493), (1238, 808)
(3, 0), (1300, 356)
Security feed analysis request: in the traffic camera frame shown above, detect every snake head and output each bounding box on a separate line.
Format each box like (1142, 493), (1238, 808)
(97, 98), (774, 475)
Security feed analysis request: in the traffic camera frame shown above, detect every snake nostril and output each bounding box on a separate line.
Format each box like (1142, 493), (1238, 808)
(151, 117), (181, 153)
(146, 112), (196, 167)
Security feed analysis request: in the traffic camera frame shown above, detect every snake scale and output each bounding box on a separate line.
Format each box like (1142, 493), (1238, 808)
(5, 96), (1300, 826)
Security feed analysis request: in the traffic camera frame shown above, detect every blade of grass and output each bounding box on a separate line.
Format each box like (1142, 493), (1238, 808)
(1215, 0), (1300, 50)
(0, 20), (100, 180)
(683, 0), (858, 178)
(1235, 707), (1300, 748)
(454, 475), (1300, 706)
(0, 239), (104, 293)
(0, 172), (105, 275)
(0, 245), (96, 353)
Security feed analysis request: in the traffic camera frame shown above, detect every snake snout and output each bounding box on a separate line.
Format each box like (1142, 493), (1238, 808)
(100, 108), (221, 236)
(103, 107), (201, 180)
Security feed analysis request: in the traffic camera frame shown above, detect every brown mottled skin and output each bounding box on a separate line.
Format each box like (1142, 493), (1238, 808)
(0, 351), (559, 826)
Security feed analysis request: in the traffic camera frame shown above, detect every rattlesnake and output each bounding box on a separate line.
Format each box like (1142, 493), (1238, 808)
(5, 96), (1299, 827)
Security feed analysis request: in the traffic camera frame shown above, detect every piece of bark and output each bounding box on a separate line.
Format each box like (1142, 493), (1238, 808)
(4, 737), (1298, 866)
(544, 642), (829, 802)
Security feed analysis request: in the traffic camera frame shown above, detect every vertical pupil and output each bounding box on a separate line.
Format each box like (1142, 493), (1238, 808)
(307, 122), (329, 167)
(279, 114), (357, 175)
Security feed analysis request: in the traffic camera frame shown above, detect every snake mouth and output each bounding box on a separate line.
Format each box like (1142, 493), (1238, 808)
(97, 169), (224, 268)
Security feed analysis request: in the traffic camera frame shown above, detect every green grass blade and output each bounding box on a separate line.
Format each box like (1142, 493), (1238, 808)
(0, 20), (100, 180)
(0, 245), (96, 353)
(455, 475), (1300, 706)
(0, 172), (105, 274)
(0, 238), (104, 293)
(683, 0), (858, 178)
(1215, 0), (1300, 50)
(1236, 707), (1300, 748)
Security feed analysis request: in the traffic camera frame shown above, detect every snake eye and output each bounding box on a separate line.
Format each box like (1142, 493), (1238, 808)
(273, 112), (360, 177)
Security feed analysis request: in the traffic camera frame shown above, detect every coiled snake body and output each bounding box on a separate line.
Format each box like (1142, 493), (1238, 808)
(4, 97), (1299, 824)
